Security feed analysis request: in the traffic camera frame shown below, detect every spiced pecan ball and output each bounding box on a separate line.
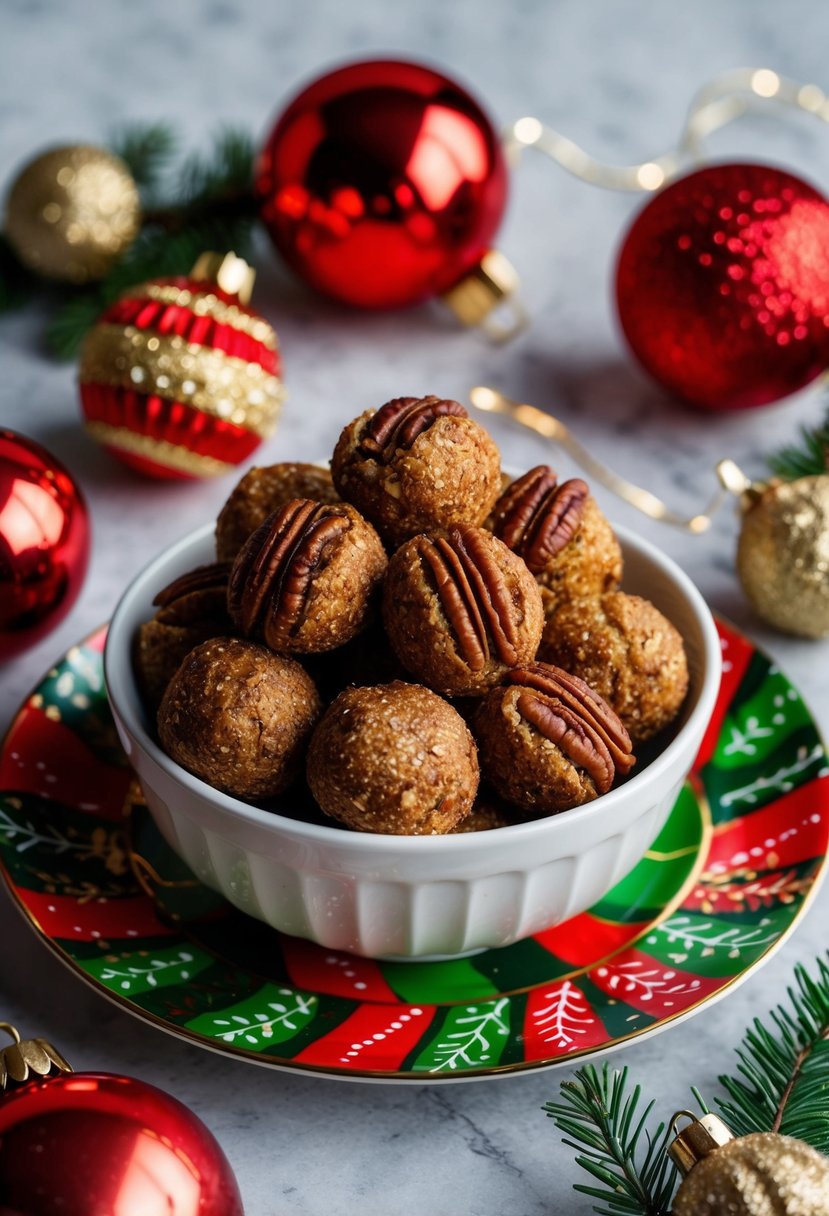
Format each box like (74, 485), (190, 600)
(157, 637), (321, 801)
(538, 592), (689, 745)
(488, 466), (622, 619)
(306, 681), (479, 835)
(331, 396), (501, 547)
(473, 662), (635, 814)
(134, 562), (233, 711)
(216, 462), (339, 561)
(382, 525), (544, 697)
(228, 499), (387, 654)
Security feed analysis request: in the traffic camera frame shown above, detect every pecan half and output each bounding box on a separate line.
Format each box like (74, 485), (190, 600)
(359, 395), (467, 462)
(153, 562), (232, 609)
(492, 466), (589, 572)
(228, 499), (350, 650)
(509, 662), (634, 792)
(416, 526), (519, 671)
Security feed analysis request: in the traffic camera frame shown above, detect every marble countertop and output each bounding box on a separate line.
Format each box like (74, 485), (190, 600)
(2, 2), (829, 1212)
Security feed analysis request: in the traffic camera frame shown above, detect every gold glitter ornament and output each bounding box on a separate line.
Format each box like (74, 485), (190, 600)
(724, 468), (829, 639)
(4, 145), (140, 282)
(669, 1111), (829, 1216)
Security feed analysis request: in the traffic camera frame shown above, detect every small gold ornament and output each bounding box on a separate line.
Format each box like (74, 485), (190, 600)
(717, 462), (829, 639)
(669, 1110), (829, 1216)
(4, 144), (140, 282)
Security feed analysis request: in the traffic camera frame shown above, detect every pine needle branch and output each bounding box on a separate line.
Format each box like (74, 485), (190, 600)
(44, 126), (257, 359)
(713, 954), (829, 1152)
(44, 212), (254, 359)
(544, 1064), (678, 1216)
(767, 407), (829, 479)
(108, 122), (177, 190)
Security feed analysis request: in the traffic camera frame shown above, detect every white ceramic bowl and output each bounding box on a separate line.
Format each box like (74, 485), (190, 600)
(105, 520), (721, 959)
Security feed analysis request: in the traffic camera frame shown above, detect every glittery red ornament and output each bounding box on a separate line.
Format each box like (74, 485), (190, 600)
(0, 1070), (243, 1216)
(615, 163), (829, 411)
(0, 431), (90, 661)
(79, 252), (284, 480)
(256, 59), (509, 311)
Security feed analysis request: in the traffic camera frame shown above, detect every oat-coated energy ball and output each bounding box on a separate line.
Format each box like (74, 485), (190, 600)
(383, 524), (544, 697)
(216, 462), (339, 561)
(306, 681), (479, 835)
(134, 562), (233, 710)
(539, 591), (689, 745)
(488, 466), (622, 619)
(331, 395), (501, 547)
(157, 637), (321, 801)
(228, 498), (387, 654)
(473, 662), (635, 814)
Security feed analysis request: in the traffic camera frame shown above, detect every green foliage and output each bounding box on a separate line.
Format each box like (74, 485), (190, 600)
(715, 955), (829, 1150)
(768, 408), (829, 479)
(0, 122), (257, 357)
(548, 954), (829, 1214)
(109, 122), (176, 191)
(543, 1064), (677, 1216)
(45, 215), (255, 359)
(175, 127), (255, 206)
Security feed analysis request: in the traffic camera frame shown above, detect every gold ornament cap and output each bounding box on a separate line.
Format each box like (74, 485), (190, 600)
(0, 1022), (73, 1092)
(191, 251), (256, 305)
(668, 1110), (735, 1177)
(441, 250), (527, 342)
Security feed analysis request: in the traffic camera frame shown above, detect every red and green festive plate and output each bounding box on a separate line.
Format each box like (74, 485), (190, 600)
(1, 622), (827, 1081)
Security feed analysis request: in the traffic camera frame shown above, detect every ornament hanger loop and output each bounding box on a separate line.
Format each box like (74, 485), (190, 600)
(0, 1022), (21, 1045)
(506, 67), (829, 192)
(670, 1109), (701, 1136)
(469, 386), (727, 533)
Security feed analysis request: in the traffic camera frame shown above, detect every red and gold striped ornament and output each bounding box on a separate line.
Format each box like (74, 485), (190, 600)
(78, 252), (284, 480)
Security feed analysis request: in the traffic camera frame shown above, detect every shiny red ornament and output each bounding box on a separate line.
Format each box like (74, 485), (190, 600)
(0, 431), (90, 661)
(0, 1071), (243, 1216)
(256, 58), (508, 310)
(615, 163), (829, 411)
(78, 253), (283, 480)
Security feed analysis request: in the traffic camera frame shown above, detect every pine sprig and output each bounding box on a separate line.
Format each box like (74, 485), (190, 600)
(547, 955), (829, 1214)
(43, 124), (257, 359)
(108, 122), (177, 190)
(714, 955), (829, 1149)
(543, 1064), (677, 1216)
(45, 214), (255, 359)
(175, 127), (255, 206)
(767, 407), (829, 479)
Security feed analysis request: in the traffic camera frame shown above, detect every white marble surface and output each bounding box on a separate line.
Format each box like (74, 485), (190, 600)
(1, 1), (829, 1212)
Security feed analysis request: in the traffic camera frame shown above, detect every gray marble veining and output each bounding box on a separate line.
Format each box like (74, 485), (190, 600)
(1, 2), (828, 1212)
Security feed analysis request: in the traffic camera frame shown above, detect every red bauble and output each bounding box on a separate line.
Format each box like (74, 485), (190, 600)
(78, 253), (284, 480)
(256, 58), (508, 309)
(0, 431), (90, 661)
(0, 1072), (243, 1216)
(615, 163), (829, 411)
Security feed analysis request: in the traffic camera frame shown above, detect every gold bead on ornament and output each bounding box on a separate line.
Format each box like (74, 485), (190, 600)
(4, 144), (140, 282)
